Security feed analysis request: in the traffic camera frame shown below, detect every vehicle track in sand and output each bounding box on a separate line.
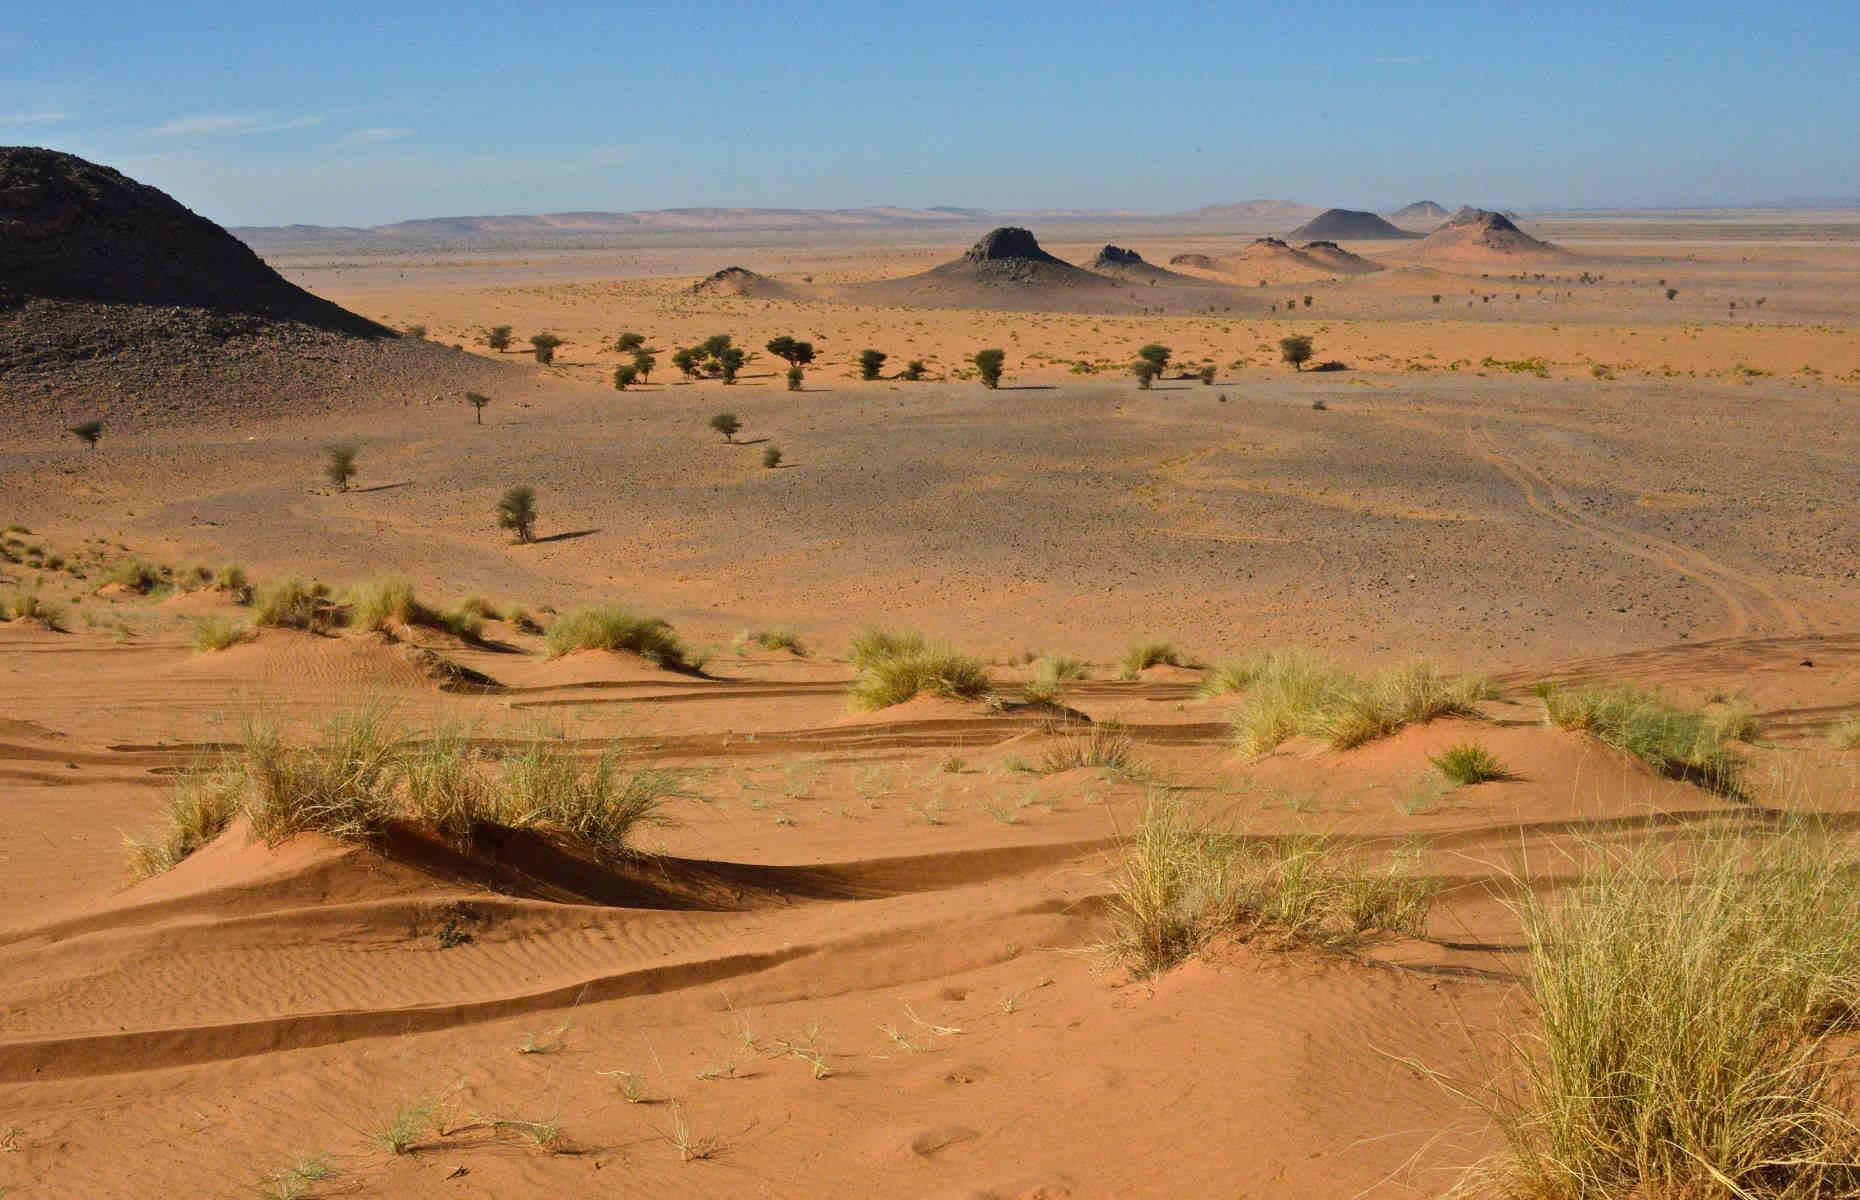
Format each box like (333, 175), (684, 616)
(1468, 422), (1810, 638)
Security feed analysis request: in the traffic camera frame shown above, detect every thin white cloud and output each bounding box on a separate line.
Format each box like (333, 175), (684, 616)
(0, 110), (74, 126)
(151, 112), (326, 138)
(335, 127), (414, 147)
(582, 143), (639, 168)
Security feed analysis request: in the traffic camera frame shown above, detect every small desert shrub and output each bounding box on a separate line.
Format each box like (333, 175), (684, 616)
(1279, 335), (1313, 370)
(1463, 833), (1860, 1200)
(106, 559), (167, 593)
(1119, 640), (1193, 679)
(529, 331), (562, 364)
(971, 348), (1005, 388)
(902, 359), (926, 381)
(123, 758), (243, 878)
(708, 411), (741, 442)
(1230, 655), (1486, 754)
(323, 443), (359, 491)
(241, 707), (403, 846)
(251, 579), (338, 633)
(762, 446), (783, 468)
(847, 632), (991, 710)
(786, 364), (803, 390)
(496, 742), (675, 860)
(1830, 714), (1860, 751)
(1431, 741), (1508, 785)
(1105, 794), (1435, 977)
(545, 605), (688, 668)
(189, 614), (251, 652)
(1039, 720), (1138, 776)
(858, 348), (887, 379)
(496, 485), (538, 543)
(1542, 684), (1745, 794)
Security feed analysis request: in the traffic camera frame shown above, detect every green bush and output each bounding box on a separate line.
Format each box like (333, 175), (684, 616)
(972, 348), (1006, 389)
(496, 485), (538, 543)
(1279, 335), (1313, 371)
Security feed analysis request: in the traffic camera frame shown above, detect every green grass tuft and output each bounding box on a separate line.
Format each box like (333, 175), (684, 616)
(188, 614), (251, 652)
(1542, 684), (1746, 794)
(251, 579), (339, 633)
(846, 631), (991, 710)
(1430, 741), (1509, 785)
(1118, 639), (1194, 679)
(545, 605), (689, 668)
(1229, 654), (1488, 754)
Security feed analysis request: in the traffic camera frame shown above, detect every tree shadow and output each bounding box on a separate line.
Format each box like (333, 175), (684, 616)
(729, 437), (772, 446)
(991, 385), (1056, 391)
(530, 528), (601, 544)
(352, 480), (412, 494)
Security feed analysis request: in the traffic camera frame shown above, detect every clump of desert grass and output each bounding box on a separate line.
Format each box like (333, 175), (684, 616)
(344, 576), (486, 642)
(545, 605), (689, 669)
(103, 558), (168, 594)
(738, 627), (806, 655)
(251, 578), (340, 633)
(127, 710), (677, 875)
(1227, 652), (1490, 754)
(1118, 639), (1195, 680)
(1830, 714), (1860, 751)
(1541, 683), (1750, 794)
(496, 741), (676, 861)
(1104, 792), (1435, 977)
(1452, 831), (1860, 1200)
(240, 706), (405, 845)
(845, 628), (991, 710)
(1021, 655), (1087, 703)
(211, 563), (252, 603)
(1430, 741), (1509, 785)
(123, 755), (244, 879)
(1039, 719), (1141, 777)
(4, 588), (62, 628)
(189, 614), (252, 652)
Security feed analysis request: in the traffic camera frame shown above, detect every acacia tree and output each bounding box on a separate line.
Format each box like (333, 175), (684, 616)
(613, 364), (638, 390)
(1133, 360), (1161, 389)
(709, 411), (742, 443)
(972, 348), (1006, 389)
(324, 443), (359, 491)
(69, 420), (103, 450)
(496, 486), (537, 543)
(765, 336), (815, 373)
(1279, 335), (1314, 371)
(858, 349), (888, 380)
(632, 351), (656, 382)
(1137, 343), (1171, 375)
(717, 346), (746, 384)
(530, 332), (563, 364)
(485, 325), (513, 351)
(614, 331), (646, 354)
(672, 347), (702, 378)
(466, 391), (491, 424)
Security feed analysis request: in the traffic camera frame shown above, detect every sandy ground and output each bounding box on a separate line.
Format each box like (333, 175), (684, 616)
(2, 210), (1858, 1198)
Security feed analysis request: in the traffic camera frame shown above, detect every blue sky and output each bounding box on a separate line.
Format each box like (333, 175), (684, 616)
(3, 0), (1855, 226)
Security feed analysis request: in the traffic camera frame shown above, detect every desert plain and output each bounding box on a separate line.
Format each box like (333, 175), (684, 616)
(3, 160), (1860, 1198)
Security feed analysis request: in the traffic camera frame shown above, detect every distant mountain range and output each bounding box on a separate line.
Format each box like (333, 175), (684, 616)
(231, 200), (1329, 252)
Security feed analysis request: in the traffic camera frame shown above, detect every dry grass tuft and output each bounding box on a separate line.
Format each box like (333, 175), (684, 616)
(545, 605), (689, 668)
(1831, 714), (1860, 751)
(1542, 684), (1747, 794)
(124, 757), (243, 879)
(241, 707), (404, 846)
(1456, 832), (1860, 1199)
(1104, 793), (1436, 977)
(189, 614), (251, 652)
(1228, 653), (1488, 754)
(846, 630), (991, 710)
(1039, 720), (1141, 776)
(251, 579), (340, 633)
(495, 741), (676, 861)
(1118, 639), (1194, 679)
